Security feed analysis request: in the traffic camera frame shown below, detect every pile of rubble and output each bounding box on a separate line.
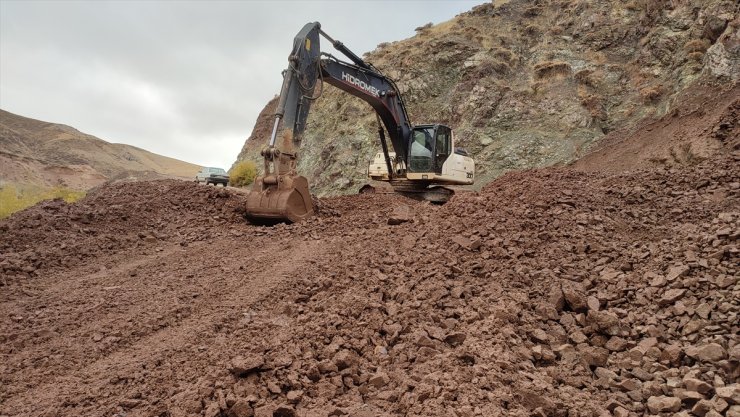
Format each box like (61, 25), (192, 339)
(168, 151), (737, 416)
(0, 143), (736, 417)
(0, 180), (245, 285)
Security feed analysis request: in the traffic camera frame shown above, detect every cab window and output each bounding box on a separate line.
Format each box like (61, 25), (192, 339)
(434, 126), (451, 173)
(435, 127), (450, 157)
(408, 127), (435, 172)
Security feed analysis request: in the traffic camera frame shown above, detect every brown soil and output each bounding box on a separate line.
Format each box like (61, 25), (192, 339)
(572, 83), (739, 173)
(1, 123), (739, 415)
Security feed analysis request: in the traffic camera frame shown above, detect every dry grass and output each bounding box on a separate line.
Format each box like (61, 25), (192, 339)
(625, 0), (671, 18)
(530, 80), (545, 94)
(549, 26), (564, 36)
(625, 1), (641, 11)
(639, 85), (665, 103)
(577, 87), (606, 119)
(679, 143), (704, 165)
(427, 19), (456, 36)
(475, 60), (511, 77)
(524, 24), (542, 37)
(687, 51), (705, 62)
(0, 183), (85, 219)
(533, 61), (572, 79)
(684, 39), (710, 53)
(575, 69), (599, 88)
(665, 143), (705, 166)
(523, 6), (541, 17)
(491, 47), (516, 63)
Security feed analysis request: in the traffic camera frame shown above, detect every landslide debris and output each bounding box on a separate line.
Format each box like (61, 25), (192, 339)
(573, 84), (740, 172)
(6, 137), (734, 415)
(0, 180), (245, 285)
(196, 147), (737, 417)
(2, 89), (739, 416)
(233, 0), (739, 195)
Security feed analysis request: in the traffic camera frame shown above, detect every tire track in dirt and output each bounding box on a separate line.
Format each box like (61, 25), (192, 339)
(1, 234), (325, 416)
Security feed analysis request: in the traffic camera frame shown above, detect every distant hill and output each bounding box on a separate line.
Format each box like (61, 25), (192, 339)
(0, 109), (200, 190)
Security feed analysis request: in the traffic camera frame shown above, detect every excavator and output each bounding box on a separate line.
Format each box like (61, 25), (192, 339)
(245, 22), (475, 223)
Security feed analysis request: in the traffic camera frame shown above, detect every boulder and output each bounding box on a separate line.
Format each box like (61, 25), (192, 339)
(227, 400), (254, 417)
(229, 355), (265, 376)
(659, 288), (686, 306)
(684, 377), (713, 394)
(686, 343), (727, 362)
(388, 205), (413, 225)
(716, 384), (740, 404)
(562, 285), (588, 312)
(646, 395), (681, 413)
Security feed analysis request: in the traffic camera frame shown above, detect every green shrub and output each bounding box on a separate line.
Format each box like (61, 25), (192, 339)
(229, 161), (257, 187)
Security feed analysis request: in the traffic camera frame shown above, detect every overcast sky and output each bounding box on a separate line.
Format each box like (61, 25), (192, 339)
(0, 0), (480, 168)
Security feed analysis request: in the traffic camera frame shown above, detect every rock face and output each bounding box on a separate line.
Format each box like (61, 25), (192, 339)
(233, 0), (739, 196)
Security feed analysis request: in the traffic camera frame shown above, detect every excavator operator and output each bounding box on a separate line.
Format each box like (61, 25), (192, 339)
(410, 128), (433, 158)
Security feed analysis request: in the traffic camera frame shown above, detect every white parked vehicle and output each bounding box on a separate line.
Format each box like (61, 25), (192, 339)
(195, 167), (229, 186)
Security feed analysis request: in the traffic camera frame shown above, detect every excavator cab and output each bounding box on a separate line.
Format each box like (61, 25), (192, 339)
(408, 125), (452, 175)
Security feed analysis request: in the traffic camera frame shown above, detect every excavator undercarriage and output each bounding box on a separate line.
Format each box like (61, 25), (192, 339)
(359, 180), (457, 204)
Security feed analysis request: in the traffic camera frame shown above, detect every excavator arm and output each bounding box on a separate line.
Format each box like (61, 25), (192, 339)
(319, 57), (412, 164)
(246, 22), (412, 223)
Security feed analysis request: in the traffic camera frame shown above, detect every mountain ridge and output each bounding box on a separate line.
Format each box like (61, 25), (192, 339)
(0, 109), (201, 190)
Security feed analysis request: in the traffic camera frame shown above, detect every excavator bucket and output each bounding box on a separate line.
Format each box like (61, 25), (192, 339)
(245, 174), (314, 224)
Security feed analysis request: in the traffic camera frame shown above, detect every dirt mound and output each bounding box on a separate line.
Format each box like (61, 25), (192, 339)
(573, 83), (740, 172)
(193, 151), (737, 416)
(0, 180), (245, 285)
(2, 140), (737, 416)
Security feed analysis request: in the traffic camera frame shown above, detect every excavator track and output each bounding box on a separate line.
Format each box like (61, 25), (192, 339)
(359, 180), (468, 204)
(395, 185), (455, 204)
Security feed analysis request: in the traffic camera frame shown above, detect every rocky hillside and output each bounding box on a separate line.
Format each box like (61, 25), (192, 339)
(234, 0), (739, 196)
(0, 110), (200, 190)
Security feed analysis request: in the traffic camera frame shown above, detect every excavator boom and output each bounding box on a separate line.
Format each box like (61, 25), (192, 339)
(244, 23), (323, 223)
